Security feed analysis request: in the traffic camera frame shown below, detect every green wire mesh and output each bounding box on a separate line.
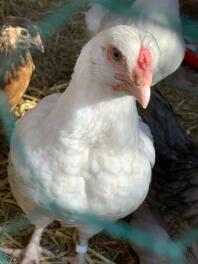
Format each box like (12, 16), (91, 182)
(0, 0), (198, 263)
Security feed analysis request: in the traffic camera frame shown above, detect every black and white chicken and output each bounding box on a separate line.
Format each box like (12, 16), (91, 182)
(130, 89), (198, 264)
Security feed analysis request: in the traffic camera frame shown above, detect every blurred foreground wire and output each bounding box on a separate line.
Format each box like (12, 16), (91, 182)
(0, 1), (198, 263)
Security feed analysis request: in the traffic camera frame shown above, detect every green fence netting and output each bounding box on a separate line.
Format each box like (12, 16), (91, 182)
(0, 1), (198, 263)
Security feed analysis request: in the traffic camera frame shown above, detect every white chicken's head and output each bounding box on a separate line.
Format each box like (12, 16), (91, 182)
(81, 25), (159, 108)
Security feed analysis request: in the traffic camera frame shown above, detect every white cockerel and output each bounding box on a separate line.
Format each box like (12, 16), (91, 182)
(1, 25), (159, 263)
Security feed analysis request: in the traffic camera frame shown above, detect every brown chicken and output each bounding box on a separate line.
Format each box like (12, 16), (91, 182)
(0, 16), (44, 110)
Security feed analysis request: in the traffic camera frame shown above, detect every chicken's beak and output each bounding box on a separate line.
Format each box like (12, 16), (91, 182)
(132, 47), (153, 108)
(114, 70), (152, 109)
(132, 78), (152, 109)
(33, 34), (44, 53)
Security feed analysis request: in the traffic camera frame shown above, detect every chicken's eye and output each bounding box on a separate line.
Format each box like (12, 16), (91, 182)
(112, 48), (122, 61)
(21, 29), (28, 37)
